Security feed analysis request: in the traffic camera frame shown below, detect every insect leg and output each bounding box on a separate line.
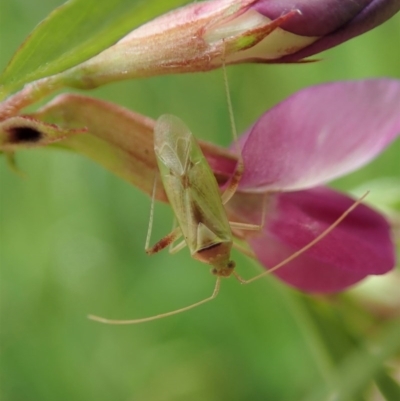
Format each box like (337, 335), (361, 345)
(229, 193), (268, 231)
(169, 239), (187, 254)
(87, 277), (221, 325)
(233, 191), (370, 285)
(146, 226), (182, 255)
(230, 221), (262, 231)
(145, 176), (183, 254)
(232, 240), (257, 259)
(145, 176), (158, 250)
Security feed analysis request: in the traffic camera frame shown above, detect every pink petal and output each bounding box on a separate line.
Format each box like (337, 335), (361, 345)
(253, 0), (399, 60)
(248, 187), (395, 293)
(237, 79), (400, 192)
(254, 0), (372, 36)
(276, 0), (400, 62)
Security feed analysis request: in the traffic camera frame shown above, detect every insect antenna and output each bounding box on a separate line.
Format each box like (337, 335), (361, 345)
(233, 191), (370, 284)
(220, 45), (244, 205)
(87, 277), (221, 325)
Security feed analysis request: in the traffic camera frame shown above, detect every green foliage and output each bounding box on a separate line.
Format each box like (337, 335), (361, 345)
(376, 370), (400, 401)
(0, 1), (399, 401)
(303, 320), (400, 401)
(0, 0), (189, 97)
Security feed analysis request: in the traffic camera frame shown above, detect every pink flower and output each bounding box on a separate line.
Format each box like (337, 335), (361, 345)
(1, 79), (398, 293)
(220, 79), (400, 292)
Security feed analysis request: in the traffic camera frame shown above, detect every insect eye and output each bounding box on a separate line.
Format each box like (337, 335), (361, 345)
(211, 268), (218, 275)
(228, 261), (235, 269)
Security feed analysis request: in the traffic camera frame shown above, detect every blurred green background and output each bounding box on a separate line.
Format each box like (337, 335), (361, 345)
(1, 1), (399, 401)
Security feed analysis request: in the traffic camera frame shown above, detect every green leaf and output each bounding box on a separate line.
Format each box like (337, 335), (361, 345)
(375, 370), (400, 401)
(0, 0), (189, 97)
(302, 320), (400, 401)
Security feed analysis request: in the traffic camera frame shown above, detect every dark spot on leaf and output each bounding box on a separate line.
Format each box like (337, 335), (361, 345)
(8, 127), (42, 143)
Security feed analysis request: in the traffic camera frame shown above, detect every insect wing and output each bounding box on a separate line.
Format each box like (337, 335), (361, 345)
(154, 115), (232, 255)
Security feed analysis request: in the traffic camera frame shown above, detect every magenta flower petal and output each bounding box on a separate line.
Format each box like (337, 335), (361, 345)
(248, 187), (395, 293)
(254, 0), (372, 36)
(237, 79), (400, 192)
(253, 0), (400, 61)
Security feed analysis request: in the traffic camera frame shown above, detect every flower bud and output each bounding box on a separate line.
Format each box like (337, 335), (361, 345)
(61, 0), (399, 89)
